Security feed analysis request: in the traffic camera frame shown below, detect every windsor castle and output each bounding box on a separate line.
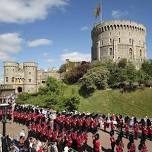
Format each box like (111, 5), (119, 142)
(1, 20), (147, 94)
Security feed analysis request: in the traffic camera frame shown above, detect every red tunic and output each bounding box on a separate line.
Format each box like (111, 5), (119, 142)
(128, 143), (136, 152)
(116, 145), (123, 152)
(110, 136), (115, 144)
(140, 144), (148, 152)
(93, 139), (101, 152)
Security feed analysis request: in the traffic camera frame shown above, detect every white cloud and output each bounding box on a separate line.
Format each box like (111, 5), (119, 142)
(28, 39), (52, 47)
(43, 52), (48, 57)
(0, 0), (69, 23)
(80, 26), (89, 31)
(112, 10), (128, 19)
(61, 51), (91, 62)
(47, 59), (54, 63)
(0, 33), (23, 61)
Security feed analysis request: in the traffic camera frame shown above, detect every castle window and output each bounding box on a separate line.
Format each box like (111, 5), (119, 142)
(6, 77), (8, 82)
(129, 39), (132, 43)
(29, 72), (31, 75)
(109, 48), (113, 56)
(129, 48), (133, 58)
(42, 81), (46, 84)
(12, 77), (14, 83)
(29, 79), (31, 82)
(119, 38), (120, 43)
(140, 50), (142, 56)
(110, 38), (112, 44)
(101, 40), (103, 46)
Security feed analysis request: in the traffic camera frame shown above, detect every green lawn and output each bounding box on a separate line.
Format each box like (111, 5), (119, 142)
(64, 85), (152, 117)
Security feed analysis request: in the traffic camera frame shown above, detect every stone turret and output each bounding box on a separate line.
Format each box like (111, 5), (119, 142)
(23, 62), (37, 93)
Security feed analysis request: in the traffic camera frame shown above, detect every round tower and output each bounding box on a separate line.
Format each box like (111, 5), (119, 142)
(91, 20), (147, 68)
(23, 62), (37, 93)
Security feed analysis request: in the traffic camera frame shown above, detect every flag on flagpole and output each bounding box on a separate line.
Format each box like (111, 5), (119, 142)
(94, 4), (101, 18)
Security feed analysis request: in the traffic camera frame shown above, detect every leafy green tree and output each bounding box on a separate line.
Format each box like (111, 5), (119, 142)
(126, 63), (137, 83)
(64, 95), (80, 111)
(108, 67), (127, 88)
(118, 58), (127, 68)
(63, 62), (90, 84)
(80, 66), (109, 95)
(39, 77), (64, 95)
(136, 69), (146, 85)
(59, 64), (66, 73)
(17, 92), (31, 101)
(141, 60), (152, 77)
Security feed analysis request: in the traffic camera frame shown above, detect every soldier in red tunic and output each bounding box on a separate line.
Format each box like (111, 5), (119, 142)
(93, 133), (101, 152)
(115, 135), (124, 152)
(138, 139), (148, 152)
(125, 123), (129, 138)
(134, 123), (139, 139)
(110, 130), (115, 152)
(127, 135), (136, 152)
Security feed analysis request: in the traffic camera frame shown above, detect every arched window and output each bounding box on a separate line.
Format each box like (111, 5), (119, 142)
(6, 77), (8, 82)
(129, 39), (132, 43)
(109, 48), (113, 56)
(140, 50), (142, 56)
(12, 77), (14, 83)
(101, 40), (103, 46)
(104, 26), (107, 31)
(129, 48), (133, 57)
(119, 38), (120, 43)
(110, 38), (112, 43)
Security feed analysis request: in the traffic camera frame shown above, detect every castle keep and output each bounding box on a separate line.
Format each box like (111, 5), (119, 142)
(91, 20), (147, 68)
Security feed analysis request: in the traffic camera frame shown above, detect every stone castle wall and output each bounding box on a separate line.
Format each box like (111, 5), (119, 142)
(3, 61), (60, 93)
(91, 20), (147, 68)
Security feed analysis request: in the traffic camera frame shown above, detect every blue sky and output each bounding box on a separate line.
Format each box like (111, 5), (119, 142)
(0, 0), (151, 79)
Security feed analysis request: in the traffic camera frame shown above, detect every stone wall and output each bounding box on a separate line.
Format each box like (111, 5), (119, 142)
(91, 20), (147, 68)
(3, 62), (60, 93)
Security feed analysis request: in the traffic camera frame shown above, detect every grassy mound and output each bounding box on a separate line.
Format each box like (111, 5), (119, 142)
(64, 85), (152, 117)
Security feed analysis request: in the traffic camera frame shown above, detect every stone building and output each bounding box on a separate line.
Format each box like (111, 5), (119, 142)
(91, 20), (147, 68)
(3, 61), (60, 93)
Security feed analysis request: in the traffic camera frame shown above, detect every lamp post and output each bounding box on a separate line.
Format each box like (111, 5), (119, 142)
(0, 103), (9, 152)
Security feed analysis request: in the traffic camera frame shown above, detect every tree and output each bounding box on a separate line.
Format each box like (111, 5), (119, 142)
(118, 58), (127, 68)
(17, 92), (31, 101)
(108, 67), (127, 88)
(39, 77), (64, 95)
(59, 64), (66, 73)
(141, 60), (152, 77)
(63, 62), (91, 84)
(125, 63), (137, 83)
(64, 95), (80, 111)
(80, 66), (109, 95)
